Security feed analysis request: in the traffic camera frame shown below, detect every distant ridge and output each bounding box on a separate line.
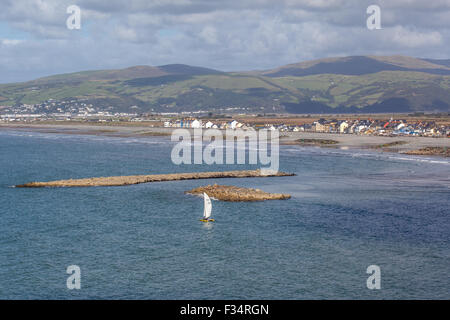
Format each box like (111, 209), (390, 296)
(32, 64), (223, 84)
(157, 64), (224, 76)
(259, 55), (450, 77)
(1, 55), (449, 114)
(422, 58), (450, 68)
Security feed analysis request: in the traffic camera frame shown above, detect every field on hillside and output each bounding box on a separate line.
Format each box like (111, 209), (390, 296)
(1, 57), (450, 114)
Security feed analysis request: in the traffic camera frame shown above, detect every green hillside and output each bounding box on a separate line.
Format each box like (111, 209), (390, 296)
(1, 57), (449, 114)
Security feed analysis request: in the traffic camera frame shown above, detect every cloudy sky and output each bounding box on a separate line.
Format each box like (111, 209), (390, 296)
(0, 0), (449, 83)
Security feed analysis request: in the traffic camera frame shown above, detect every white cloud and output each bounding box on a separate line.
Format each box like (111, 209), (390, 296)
(199, 26), (218, 44)
(115, 25), (139, 42)
(0, 0), (449, 82)
(390, 26), (443, 47)
(1, 39), (24, 46)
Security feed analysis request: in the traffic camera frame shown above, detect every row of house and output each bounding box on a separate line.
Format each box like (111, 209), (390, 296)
(164, 118), (252, 130)
(162, 117), (450, 137)
(308, 118), (449, 136)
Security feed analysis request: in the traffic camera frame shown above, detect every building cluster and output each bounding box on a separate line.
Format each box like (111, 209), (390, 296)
(1, 101), (449, 137)
(0, 112), (143, 123)
(1, 99), (98, 115)
(163, 117), (450, 137)
(306, 118), (450, 137)
(0, 100), (143, 122)
(163, 118), (252, 130)
(0, 99), (143, 122)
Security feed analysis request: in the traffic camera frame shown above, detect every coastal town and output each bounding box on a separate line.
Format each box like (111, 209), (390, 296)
(160, 117), (450, 137)
(2, 104), (449, 138)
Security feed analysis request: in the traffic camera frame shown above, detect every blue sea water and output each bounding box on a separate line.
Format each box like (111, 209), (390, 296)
(0, 129), (449, 299)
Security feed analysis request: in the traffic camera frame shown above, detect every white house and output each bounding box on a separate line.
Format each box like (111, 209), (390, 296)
(339, 121), (349, 133)
(191, 119), (201, 128)
(205, 121), (214, 129)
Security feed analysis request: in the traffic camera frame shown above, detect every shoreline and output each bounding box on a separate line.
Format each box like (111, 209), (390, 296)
(1, 122), (449, 156)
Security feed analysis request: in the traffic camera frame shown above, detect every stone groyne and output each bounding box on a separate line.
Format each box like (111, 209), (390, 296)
(16, 170), (295, 188)
(281, 138), (339, 146)
(186, 184), (291, 201)
(403, 147), (449, 157)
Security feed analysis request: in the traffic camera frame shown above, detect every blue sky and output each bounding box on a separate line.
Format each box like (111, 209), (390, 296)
(0, 0), (449, 83)
(0, 22), (28, 40)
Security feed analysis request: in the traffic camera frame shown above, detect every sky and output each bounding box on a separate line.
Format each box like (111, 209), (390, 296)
(0, 0), (449, 83)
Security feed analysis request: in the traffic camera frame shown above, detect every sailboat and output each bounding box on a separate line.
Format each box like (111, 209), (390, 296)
(200, 192), (215, 222)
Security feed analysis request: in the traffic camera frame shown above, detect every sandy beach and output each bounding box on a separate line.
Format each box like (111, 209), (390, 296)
(1, 122), (449, 154)
(279, 131), (450, 152)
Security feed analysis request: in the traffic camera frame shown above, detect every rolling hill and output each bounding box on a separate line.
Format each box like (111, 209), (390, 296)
(257, 55), (450, 77)
(1, 56), (449, 114)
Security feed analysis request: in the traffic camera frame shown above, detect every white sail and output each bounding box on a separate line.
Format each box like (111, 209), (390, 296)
(203, 192), (212, 219)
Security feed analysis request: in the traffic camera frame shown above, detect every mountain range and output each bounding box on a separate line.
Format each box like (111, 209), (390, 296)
(1, 55), (449, 114)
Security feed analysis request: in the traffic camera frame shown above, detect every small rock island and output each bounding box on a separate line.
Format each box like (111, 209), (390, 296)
(186, 184), (291, 201)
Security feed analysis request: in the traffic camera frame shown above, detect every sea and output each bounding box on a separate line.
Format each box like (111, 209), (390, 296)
(0, 129), (449, 299)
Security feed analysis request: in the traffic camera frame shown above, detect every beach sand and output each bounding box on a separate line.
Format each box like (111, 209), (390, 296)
(1, 122), (449, 154)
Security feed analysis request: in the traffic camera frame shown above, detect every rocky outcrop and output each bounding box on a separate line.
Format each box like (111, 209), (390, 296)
(370, 141), (408, 149)
(281, 138), (339, 146)
(186, 184), (291, 201)
(16, 169), (295, 188)
(403, 147), (449, 157)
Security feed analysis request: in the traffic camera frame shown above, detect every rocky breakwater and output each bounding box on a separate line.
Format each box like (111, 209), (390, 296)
(403, 147), (449, 157)
(186, 184), (291, 201)
(16, 170), (295, 188)
(281, 138), (339, 146)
